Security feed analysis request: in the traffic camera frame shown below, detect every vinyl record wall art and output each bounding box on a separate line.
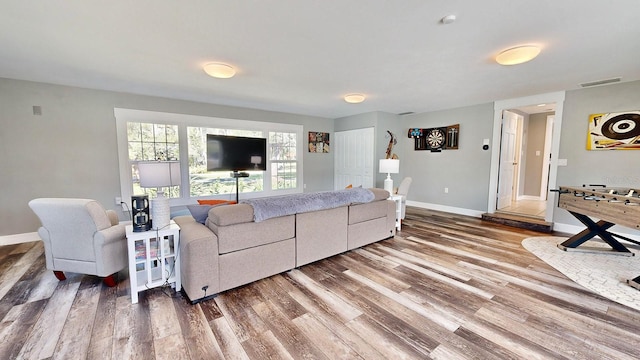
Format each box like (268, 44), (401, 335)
(587, 111), (640, 150)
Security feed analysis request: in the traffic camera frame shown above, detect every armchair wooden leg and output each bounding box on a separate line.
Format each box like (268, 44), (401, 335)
(53, 271), (66, 281)
(102, 274), (117, 287)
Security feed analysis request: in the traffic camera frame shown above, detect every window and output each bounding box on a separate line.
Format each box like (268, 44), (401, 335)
(127, 122), (180, 198)
(187, 127), (264, 197)
(270, 131), (297, 190)
(115, 108), (303, 207)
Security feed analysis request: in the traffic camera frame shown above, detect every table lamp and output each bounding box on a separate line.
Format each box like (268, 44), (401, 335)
(138, 161), (181, 230)
(379, 159), (399, 194)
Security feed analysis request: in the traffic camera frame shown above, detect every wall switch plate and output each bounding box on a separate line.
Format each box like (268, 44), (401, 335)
(444, 187), (449, 193)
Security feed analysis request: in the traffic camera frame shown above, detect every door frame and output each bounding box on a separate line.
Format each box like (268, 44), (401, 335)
(488, 91), (565, 222)
(539, 115), (554, 199)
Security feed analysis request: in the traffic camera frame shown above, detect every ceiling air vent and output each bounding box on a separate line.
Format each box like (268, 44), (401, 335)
(580, 77), (621, 88)
(398, 112), (414, 116)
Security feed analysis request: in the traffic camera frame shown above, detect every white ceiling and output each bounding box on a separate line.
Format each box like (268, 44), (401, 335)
(1, 1), (639, 119)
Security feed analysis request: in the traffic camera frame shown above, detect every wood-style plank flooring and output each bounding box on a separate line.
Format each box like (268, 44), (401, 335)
(2, 207), (640, 359)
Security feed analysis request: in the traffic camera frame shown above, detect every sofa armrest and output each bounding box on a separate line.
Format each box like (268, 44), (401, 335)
(178, 220), (220, 303)
(173, 214), (196, 226)
(368, 187), (391, 201)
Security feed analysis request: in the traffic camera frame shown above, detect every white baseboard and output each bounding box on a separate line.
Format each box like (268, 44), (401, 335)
(406, 200), (485, 218)
(0, 232), (40, 246)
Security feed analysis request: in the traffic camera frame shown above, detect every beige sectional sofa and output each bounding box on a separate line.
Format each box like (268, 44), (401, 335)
(174, 188), (396, 303)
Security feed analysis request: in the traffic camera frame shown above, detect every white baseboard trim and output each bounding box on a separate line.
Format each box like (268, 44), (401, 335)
(406, 200), (485, 218)
(0, 232), (40, 246)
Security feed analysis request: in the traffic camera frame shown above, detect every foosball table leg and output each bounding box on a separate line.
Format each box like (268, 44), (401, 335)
(557, 211), (634, 255)
(627, 276), (640, 291)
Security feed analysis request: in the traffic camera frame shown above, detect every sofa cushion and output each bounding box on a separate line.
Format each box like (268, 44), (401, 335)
(187, 202), (234, 224)
(210, 214), (295, 254)
(207, 203), (254, 226)
(349, 199), (392, 224)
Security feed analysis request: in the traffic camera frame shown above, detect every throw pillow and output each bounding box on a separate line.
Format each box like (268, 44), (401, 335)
(186, 205), (213, 224)
(197, 199), (237, 205)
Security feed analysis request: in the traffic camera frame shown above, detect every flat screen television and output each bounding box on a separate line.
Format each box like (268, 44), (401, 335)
(206, 134), (267, 172)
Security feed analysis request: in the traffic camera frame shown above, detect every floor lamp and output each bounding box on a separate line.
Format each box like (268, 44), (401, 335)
(379, 159), (399, 194)
(138, 161), (181, 230)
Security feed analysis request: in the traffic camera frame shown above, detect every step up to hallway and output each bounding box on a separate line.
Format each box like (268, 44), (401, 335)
(481, 212), (553, 233)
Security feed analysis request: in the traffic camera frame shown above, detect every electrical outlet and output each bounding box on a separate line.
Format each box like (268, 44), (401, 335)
(444, 187), (449, 193)
(115, 197), (122, 205)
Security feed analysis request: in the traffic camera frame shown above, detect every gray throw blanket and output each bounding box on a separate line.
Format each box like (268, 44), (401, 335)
(242, 187), (375, 222)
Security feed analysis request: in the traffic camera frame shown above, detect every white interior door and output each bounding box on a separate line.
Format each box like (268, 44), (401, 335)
(334, 127), (374, 190)
(540, 115), (554, 199)
(497, 111), (519, 209)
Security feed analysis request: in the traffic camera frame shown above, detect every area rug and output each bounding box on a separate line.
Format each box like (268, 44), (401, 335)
(522, 236), (640, 311)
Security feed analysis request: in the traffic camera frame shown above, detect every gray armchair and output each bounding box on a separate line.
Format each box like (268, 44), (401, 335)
(28, 198), (128, 287)
(396, 177), (412, 219)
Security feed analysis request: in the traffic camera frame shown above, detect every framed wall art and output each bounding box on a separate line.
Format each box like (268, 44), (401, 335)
(308, 131), (330, 153)
(587, 111), (640, 150)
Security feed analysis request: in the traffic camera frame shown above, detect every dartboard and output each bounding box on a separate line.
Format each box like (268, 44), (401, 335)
(427, 128), (445, 149)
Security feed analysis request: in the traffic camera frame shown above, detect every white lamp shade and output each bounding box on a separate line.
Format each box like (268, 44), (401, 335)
(379, 159), (399, 174)
(138, 161), (181, 188)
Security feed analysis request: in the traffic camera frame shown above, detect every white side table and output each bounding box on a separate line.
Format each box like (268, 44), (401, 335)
(126, 221), (181, 304)
(388, 194), (403, 231)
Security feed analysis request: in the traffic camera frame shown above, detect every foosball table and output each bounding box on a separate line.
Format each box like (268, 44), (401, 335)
(555, 185), (640, 289)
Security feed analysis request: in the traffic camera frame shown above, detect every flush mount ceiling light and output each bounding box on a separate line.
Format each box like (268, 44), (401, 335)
(495, 45), (541, 66)
(203, 62), (236, 78)
(344, 93), (365, 104)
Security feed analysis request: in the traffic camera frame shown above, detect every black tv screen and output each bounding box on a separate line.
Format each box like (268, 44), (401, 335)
(206, 134), (267, 171)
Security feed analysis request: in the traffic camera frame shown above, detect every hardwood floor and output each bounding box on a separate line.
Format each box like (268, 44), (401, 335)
(2, 207), (640, 359)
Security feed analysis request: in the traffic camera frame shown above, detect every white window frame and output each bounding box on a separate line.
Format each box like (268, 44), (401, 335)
(115, 108), (303, 207)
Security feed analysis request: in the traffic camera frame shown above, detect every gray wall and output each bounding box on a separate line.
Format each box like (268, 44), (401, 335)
(401, 103), (495, 211)
(523, 112), (551, 196)
(0, 78), (334, 235)
(554, 80), (640, 226)
(3, 76), (640, 236)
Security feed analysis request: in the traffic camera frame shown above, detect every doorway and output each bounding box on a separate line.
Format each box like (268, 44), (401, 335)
(488, 92), (565, 223)
(496, 109), (554, 219)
